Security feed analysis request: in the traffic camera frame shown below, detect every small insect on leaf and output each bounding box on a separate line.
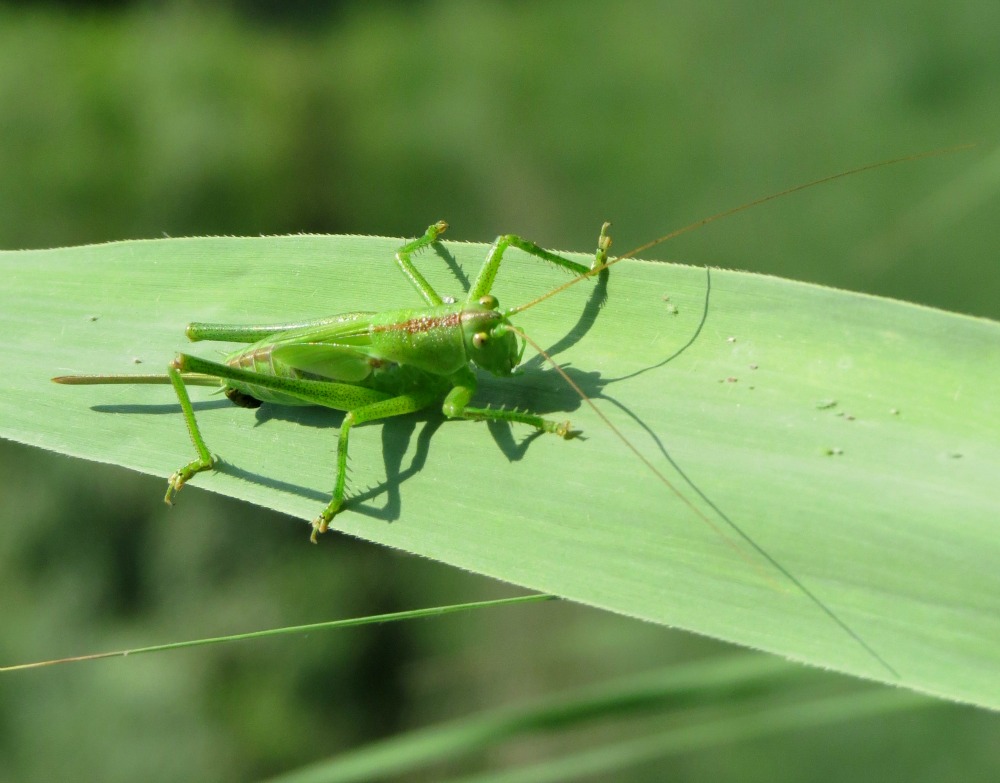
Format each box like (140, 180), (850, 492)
(54, 220), (612, 544)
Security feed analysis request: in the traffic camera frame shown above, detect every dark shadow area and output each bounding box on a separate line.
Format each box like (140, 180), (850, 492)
(252, 403), (345, 429)
(208, 410), (445, 523)
(345, 415), (445, 521)
(92, 399), (234, 415)
(220, 460), (330, 504)
(431, 241), (471, 297)
(521, 266), (609, 372)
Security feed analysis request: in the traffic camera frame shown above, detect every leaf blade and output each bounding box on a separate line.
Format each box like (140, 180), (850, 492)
(3, 234), (998, 707)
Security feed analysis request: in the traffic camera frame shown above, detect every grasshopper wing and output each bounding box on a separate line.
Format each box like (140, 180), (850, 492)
(270, 343), (376, 383)
(265, 314), (379, 382)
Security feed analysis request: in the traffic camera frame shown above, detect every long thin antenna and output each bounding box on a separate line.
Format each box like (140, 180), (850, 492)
(509, 325), (899, 678)
(508, 145), (974, 318)
(501, 149), (978, 677)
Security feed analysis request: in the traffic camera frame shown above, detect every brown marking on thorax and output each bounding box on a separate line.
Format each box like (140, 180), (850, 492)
(371, 311), (462, 335)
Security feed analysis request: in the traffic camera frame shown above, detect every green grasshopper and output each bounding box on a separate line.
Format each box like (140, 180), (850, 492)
(54, 221), (613, 543)
(53, 149), (959, 545)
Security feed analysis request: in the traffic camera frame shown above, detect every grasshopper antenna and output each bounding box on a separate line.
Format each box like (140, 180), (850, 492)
(509, 325), (900, 678)
(508, 144), (975, 318)
(496, 144), (980, 679)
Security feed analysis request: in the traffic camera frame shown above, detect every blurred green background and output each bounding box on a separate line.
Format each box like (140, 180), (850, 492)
(1, 1), (997, 781)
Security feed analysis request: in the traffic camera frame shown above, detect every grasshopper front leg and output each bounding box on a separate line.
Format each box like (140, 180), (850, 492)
(441, 368), (577, 439)
(394, 220), (449, 306)
(395, 221), (611, 310)
(468, 222), (612, 301)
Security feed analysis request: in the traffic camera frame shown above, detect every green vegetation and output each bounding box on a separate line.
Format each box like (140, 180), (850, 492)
(1, 2), (998, 781)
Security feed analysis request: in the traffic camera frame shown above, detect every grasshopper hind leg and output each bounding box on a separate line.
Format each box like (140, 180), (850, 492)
(164, 360), (217, 505)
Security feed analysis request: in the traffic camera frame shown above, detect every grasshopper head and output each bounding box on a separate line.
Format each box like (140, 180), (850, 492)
(462, 295), (524, 376)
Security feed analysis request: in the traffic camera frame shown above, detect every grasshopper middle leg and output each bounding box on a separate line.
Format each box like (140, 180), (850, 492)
(312, 386), (445, 542)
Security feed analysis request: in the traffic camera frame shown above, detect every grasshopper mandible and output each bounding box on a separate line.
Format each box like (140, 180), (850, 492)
(54, 221), (613, 543)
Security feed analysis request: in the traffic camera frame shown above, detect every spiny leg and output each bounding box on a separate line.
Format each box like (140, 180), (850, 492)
(450, 403), (576, 439)
(441, 369), (577, 440)
(169, 353), (391, 528)
(313, 388), (443, 543)
(175, 353), (391, 411)
(165, 360), (217, 504)
(394, 221), (449, 306)
(468, 222), (612, 302)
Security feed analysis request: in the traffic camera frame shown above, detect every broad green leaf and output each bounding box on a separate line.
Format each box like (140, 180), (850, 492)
(2, 234), (997, 708)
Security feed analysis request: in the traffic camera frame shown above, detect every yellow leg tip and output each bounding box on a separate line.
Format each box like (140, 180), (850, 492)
(310, 516), (330, 544)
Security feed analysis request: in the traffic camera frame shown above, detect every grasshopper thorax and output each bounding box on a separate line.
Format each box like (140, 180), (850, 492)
(461, 295), (523, 377)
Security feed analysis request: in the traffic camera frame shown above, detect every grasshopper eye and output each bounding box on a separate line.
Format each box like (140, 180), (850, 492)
(479, 295), (498, 310)
(472, 332), (488, 349)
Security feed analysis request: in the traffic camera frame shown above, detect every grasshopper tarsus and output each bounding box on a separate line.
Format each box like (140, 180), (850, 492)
(593, 222), (612, 270)
(553, 421), (576, 439)
(164, 454), (216, 506)
(311, 491), (347, 542)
